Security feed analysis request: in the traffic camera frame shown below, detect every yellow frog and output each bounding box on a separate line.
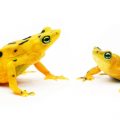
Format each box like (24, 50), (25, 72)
(0, 27), (67, 96)
(79, 47), (120, 81)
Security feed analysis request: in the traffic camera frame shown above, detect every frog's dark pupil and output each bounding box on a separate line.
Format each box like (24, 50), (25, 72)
(104, 52), (112, 59)
(42, 36), (50, 44)
(44, 37), (49, 41)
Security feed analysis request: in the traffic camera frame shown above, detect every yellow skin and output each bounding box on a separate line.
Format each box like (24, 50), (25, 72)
(79, 47), (120, 81)
(0, 27), (67, 96)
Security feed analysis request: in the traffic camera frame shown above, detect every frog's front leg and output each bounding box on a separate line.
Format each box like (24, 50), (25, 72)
(77, 66), (101, 81)
(7, 61), (35, 96)
(34, 62), (68, 80)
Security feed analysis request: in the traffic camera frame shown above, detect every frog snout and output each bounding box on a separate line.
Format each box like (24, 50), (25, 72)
(54, 29), (61, 35)
(52, 29), (61, 38)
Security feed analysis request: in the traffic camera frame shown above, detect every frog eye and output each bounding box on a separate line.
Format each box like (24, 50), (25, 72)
(42, 36), (50, 44)
(41, 30), (45, 33)
(104, 52), (112, 59)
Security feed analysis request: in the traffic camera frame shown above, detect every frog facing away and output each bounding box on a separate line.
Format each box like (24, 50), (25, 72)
(78, 47), (120, 81)
(0, 27), (67, 96)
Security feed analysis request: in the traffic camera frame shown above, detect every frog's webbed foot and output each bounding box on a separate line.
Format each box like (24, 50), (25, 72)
(77, 75), (94, 81)
(19, 90), (35, 97)
(44, 74), (68, 80)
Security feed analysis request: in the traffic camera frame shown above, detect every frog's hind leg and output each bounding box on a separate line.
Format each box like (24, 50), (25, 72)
(7, 61), (35, 96)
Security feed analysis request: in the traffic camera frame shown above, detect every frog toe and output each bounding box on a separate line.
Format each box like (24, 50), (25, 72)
(20, 90), (35, 97)
(77, 77), (87, 81)
(77, 76), (93, 81)
(44, 75), (68, 80)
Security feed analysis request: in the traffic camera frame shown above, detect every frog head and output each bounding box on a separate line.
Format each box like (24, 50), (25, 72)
(35, 27), (61, 51)
(92, 47), (116, 68)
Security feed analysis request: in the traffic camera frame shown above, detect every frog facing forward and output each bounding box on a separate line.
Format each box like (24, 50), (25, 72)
(0, 27), (67, 96)
(79, 47), (120, 81)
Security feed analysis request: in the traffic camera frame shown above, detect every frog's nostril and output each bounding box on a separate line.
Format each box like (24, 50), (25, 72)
(55, 32), (58, 35)
(55, 30), (61, 34)
(93, 47), (101, 53)
(96, 50), (99, 53)
(54, 31), (60, 36)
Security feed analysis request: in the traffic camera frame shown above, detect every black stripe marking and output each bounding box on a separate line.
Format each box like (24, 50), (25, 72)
(41, 30), (45, 33)
(12, 75), (15, 77)
(23, 36), (31, 40)
(13, 58), (17, 62)
(8, 42), (16, 45)
(19, 40), (29, 45)
(14, 49), (18, 52)
(0, 52), (3, 57)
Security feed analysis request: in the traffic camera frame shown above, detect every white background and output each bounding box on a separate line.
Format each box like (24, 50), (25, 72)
(0, 0), (120, 120)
